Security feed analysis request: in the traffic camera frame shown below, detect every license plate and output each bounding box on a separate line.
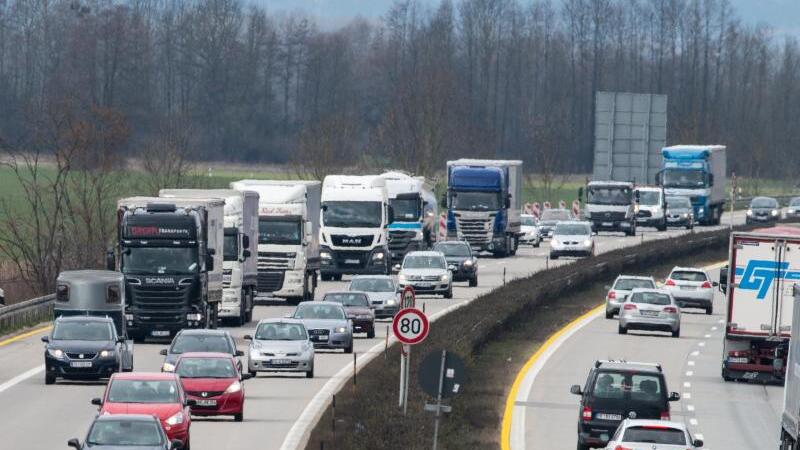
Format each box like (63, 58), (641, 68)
(641, 310), (659, 317)
(70, 361), (92, 368)
(416, 282), (431, 288)
(602, 222), (613, 227)
(313, 335), (328, 341)
(345, 259), (360, 264)
(196, 399), (217, 407)
(596, 413), (623, 421)
(272, 359), (291, 365)
(728, 357), (749, 364)
(151, 330), (170, 337)
(223, 274), (232, 284)
(681, 286), (696, 291)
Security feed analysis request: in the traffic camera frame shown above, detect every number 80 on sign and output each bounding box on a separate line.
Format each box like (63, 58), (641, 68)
(392, 308), (430, 345)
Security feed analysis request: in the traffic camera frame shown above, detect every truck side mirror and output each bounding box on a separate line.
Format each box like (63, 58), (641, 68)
(719, 266), (728, 293)
(242, 249), (251, 258)
(242, 235), (250, 249)
(655, 172), (662, 185)
(206, 254), (214, 271)
(387, 206), (395, 225)
(634, 190), (640, 202)
(106, 248), (116, 271)
(708, 173), (715, 186)
(208, 248), (216, 256)
(578, 187), (584, 202)
(505, 195), (511, 209)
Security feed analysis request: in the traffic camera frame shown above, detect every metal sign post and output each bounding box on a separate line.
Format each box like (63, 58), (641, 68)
(393, 306), (429, 414)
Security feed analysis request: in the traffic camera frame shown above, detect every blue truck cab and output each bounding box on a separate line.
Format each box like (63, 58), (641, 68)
(657, 145), (726, 226)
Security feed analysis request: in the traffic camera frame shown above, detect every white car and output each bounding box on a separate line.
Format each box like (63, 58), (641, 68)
(397, 251), (452, 298)
(519, 214), (541, 247)
(605, 419), (703, 449)
(662, 266), (717, 315)
(549, 221), (594, 259)
(604, 275), (657, 318)
(245, 318), (315, 378)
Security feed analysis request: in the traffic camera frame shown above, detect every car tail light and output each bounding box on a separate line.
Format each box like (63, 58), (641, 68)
(665, 279), (676, 286)
(660, 410), (671, 420)
(613, 446), (633, 450)
(701, 281), (712, 288)
(663, 306), (678, 313)
(607, 291), (616, 300)
(623, 303), (637, 310)
(582, 405), (592, 421)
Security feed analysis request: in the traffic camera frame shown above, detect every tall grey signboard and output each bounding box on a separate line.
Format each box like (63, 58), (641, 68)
(593, 92), (667, 184)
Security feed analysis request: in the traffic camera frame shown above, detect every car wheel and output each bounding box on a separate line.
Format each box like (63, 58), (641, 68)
(469, 275), (478, 287)
(672, 328), (680, 338)
(605, 310), (613, 319)
(184, 438), (190, 450)
(444, 286), (453, 299)
(306, 367), (314, 379)
(706, 305), (713, 315)
(234, 411), (243, 422)
(618, 324), (627, 335)
(533, 240), (540, 248)
(550, 254), (559, 260)
(344, 342), (353, 354)
(367, 327), (375, 339)
(576, 440), (590, 450)
(45, 372), (56, 385)
(249, 370), (257, 378)
(333, 274), (343, 282)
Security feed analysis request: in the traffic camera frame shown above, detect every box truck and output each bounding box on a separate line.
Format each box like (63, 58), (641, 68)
(657, 145), (727, 225)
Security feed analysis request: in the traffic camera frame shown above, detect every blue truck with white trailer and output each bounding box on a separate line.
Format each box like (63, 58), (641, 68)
(445, 159), (522, 257)
(657, 145), (727, 225)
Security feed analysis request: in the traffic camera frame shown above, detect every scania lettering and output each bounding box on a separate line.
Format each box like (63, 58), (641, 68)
(445, 159), (523, 257)
(585, 181), (637, 235)
(160, 189), (259, 326)
(110, 197), (224, 340)
(319, 175), (391, 279)
(379, 171), (438, 266)
(657, 145), (726, 225)
(230, 180), (321, 305)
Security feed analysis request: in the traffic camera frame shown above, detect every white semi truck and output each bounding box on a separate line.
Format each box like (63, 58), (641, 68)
(231, 180), (321, 305)
(379, 171), (438, 266)
(319, 175), (391, 280)
(159, 189), (259, 326)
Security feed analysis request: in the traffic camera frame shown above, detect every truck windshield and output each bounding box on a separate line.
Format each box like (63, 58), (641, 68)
(638, 191), (661, 205)
(223, 233), (238, 261)
(259, 219), (301, 245)
(322, 201), (383, 228)
(122, 247), (198, 275)
(662, 169), (705, 188)
(390, 197), (421, 221)
(588, 187), (632, 205)
(450, 191), (500, 211)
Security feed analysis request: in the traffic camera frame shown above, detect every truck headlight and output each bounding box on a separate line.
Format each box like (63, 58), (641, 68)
(789, 209), (796, 214)
(186, 313), (202, 321)
(372, 252), (385, 261)
(771, 209), (779, 216)
(47, 349), (65, 359)
(414, 229), (423, 240)
(746, 209), (753, 216)
(165, 411), (185, 426)
(99, 350), (116, 358)
(321, 251), (332, 259)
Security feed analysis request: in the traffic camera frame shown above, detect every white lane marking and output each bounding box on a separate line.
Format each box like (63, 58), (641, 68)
(688, 361), (695, 366)
(684, 382), (692, 388)
(699, 342), (706, 347)
(691, 350), (700, 357)
(687, 404), (695, 412)
(0, 365), (43, 394)
(686, 371), (694, 377)
(718, 319), (725, 324)
(704, 334), (711, 338)
(711, 326), (718, 331)
(690, 418), (699, 426)
(684, 392), (692, 399)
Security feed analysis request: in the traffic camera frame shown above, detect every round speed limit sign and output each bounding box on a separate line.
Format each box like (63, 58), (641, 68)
(392, 308), (430, 345)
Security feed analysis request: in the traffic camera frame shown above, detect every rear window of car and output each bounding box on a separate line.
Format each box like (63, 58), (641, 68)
(670, 271), (707, 282)
(614, 278), (655, 291)
(622, 426), (686, 445)
(592, 371), (664, 401)
(630, 292), (671, 306)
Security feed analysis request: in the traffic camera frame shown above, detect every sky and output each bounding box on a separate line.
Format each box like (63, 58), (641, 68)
(254, 0), (800, 38)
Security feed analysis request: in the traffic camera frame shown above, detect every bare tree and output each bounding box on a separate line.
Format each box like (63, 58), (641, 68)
(139, 115), (197, 193)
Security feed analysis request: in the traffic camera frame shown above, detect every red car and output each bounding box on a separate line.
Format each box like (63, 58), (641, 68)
(92, 372), (192, 448)
(175, 352), (250, 421)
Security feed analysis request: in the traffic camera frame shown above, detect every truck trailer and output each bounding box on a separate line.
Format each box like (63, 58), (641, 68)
(658, 145), (727, 225)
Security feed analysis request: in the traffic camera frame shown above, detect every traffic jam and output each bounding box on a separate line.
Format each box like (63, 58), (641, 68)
(13, 151), (800, 450)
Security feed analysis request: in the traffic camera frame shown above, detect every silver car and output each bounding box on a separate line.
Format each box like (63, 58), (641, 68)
(549, 221), (594, 259)
(290, 301), (353, 353)
(245, 318), (315, 378)
(662, 266), (717, 314)
(605, 419), (703, 449)
(618, 289), (681, 337)
(519, 214), (541, 247)
(605, 275), (657, 318)
(397, 251), (452, 298)
(348, 275), (400, 319)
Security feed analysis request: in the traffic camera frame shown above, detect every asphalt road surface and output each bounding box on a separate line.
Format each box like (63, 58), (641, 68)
(0, 213), (745, 450)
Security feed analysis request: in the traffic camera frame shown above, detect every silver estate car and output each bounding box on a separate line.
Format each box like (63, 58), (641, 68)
(348, 275), (400, 319)
(397, 251), (452, 298)
(662, 267), (717, 315)
(290, 301), (353, 353)
(618, 289), (681, 338)
(605, 275), (657, 318)
(245, 319), (315, 378)
(605, 419), (703, 449)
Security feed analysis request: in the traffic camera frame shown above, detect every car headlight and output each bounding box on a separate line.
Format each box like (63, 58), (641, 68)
(224, 381), (242, 394)
(440, 274), (450, 282)
(682, 213), (689, 218)
(463, 259), (473, 267)
(99, 350), (116, 358)
(386, 298), (397, 305)
(772, 209), (779, 216)
(321, 251), (332, 259)
(162, 362), (176, 372)
(746, 209), (753, 216)
(165, 411), (185, 426)
(789, 209), (796, 214)
(372, 252), (385, 260)
(335, 327), (347, 333)
(583, 240), (592, 247)
(47, 348), (64, 359)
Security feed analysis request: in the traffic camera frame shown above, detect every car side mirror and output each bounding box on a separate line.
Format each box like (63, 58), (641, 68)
(243, 334), (253, 341)
(570, 385), (583, 396)
(393, 264), (401, 272)
(185, 398), (197, 407)
(693, 439), (704, 448)
(91, 397), (103, 406)
(240, 373), (253, 381)
(712, 281), (719, 287)
(67, 438), (81, 449)
(171, 439), (184, 450)
(235, 350), (245, 357)
(159, 349), (168, 356)
(117, 337), (126, 344)
(41, 336), (50, 343)
(106, 248), (116, 271)
(242, 249), (251, 259)
(206, 254), (214, 272)
(669, 392), (681, 402)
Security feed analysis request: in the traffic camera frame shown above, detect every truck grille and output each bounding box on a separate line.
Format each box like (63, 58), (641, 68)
(636, 210), (652, 218)
(455, 217), (493, 246)
(222, 269), (232, 288)
(257, 271), (285, 293)
(258, 252), (293, 270)
(331, 235), (374, 247)
(388, 230), (416, 250)
(130, 284), (190, 310)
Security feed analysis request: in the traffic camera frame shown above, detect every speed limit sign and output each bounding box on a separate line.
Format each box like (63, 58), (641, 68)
(392, 308), (430, 345)
(401, 286), (416, 308)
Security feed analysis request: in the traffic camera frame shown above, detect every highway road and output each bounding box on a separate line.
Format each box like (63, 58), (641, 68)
(0, 213), (744, 450)
(518, 265), (782, 450)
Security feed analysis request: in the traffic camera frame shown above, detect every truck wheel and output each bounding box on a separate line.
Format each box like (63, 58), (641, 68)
(246, 290), (254, 323)
(469, 275), (478, 287)
(657, 221), (667, 232)
(367, 327), (375, 339)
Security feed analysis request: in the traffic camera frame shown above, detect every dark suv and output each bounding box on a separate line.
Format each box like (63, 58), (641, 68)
(570, 360), (680, 449)
(432, 240), (478, 287)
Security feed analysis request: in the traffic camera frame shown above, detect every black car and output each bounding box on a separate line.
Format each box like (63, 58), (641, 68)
(43, 316), (130, 385)
(433, 241), (478, 287)
(68, 414), (183, 449)
(159, 329), (243, 373)
(745, 196), (781, 224)
(570, 360), (680, 449)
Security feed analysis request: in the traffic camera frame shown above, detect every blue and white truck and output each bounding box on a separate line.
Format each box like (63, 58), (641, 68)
(379, 172), (438, 266)
(657, 145), (727, 225)
(445, 159), (523, 257)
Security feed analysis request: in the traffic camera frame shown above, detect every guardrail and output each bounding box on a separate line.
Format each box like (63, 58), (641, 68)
(0, 294), (54, 336)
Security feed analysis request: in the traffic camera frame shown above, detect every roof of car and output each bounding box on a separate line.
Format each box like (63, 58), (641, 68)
(435, 240), (470, 246)
(350, 275), (394, 280)
(406, 251), (445, 257)
(615, 275), (655, 281)
(594, 360), (663, 373)
(112, 372), (179, 381)
(256, 318), (305, 326)
(176, 352), (235, 360)
(55, 315), (114, 323)
(298, 301), (344, 307)
(587, 180), (634, 187)
(93, 414), (162, 423)
(324, 291), (368, 297)
(670, 266), (707, 273)
(554, 220), (591, 226)
(176, 329), (230, 337)
(618, 418), (687, 430)
(629, 288), (671, 295)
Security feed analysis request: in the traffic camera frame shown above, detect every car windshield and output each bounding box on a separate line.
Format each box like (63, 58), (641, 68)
(588, 187), (632, 205)
(255, 322), (308, 340)
(52, 321), (113, 341)
(294, 304), (346, 320)
(323, 201), (383, 228)
(622, 427), (687, 445)
(107, 379), (179, 403)
(176, 357), (236, 378)
(170, 334), (231, 354)
(433, 243), (470, 257)
(554, 224), (590, 236)
(670, 271), (707, 282)
(404, 255), (446, 269)
(259, 219), (301, 245)
(450, 191), (500, 211)
(540, 209), (572, 221)
(614, 278), (656, 291)
(87, 420), (163, 446)
(666, 197), (691, 209)
(223, 232), (238, 261)
(325, 293), (369, 307)
(592, 372), (664, 401)
(389, 197), (421, 222)
(638, 191), (660, 205)
(751, 197), (778, 208)
(521, 216), (537, 226)
(349, 278), (395, 292)
(791, 198), (800, 207)
(122, 246), (198, 275)
(662, 169), (705, 188)
(630, 292), (671, 305)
